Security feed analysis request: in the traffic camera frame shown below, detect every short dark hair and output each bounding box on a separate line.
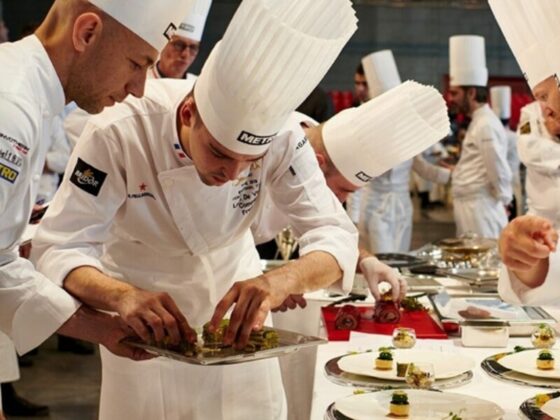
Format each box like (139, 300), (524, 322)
(462, 86), (488, 103)
(356, 63), (364, 76)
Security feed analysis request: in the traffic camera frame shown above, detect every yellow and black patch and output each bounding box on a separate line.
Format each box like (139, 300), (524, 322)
(0, 162), (19, 184)
(519, 121), (531, 135)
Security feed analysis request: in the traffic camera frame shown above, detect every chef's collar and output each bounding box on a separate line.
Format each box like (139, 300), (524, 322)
(28, 35), (66, 118)
(472, 103), (491, 119)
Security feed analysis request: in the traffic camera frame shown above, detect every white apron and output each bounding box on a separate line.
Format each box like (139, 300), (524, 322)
(0, 331), (19, 384)
(453, 188), (507, 238)
(97, 165), (286, 420)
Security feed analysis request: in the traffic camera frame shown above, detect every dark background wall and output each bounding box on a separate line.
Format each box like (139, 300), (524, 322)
(0, 0), (523, 92)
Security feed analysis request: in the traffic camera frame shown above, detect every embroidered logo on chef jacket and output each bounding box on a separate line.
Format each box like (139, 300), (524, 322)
(127, 182), (156, 200)
(0, 162), (19, 183)
(355, 171), (373, 183)
(0, 147), (23, 167)
(232, 165), (262, 216)
(295, 137), (308, 151)
(519, 121), (531, 135)
(0, 132), (29, 155)
(237, 130), (276, 146)
(70, 158), (107, 197)
(173, 143), (188, 160)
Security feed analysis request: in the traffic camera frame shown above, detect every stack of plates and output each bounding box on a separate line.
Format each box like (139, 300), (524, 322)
(325, 389), (504, 420)
(482, 348), (560, 388)
(325, 349), (475, 389)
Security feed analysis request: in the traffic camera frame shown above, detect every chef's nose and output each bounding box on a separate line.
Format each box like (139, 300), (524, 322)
(127, 70), (148, 98)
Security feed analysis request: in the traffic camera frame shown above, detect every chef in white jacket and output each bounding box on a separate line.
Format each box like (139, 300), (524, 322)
(148, 0), (211, 81)
(448, 35), (512, 238)
(517, 101), (560, 224)
(488, 0), (560, 304)
(354, 50), (451, 253)
(33, 1), (358, 419)
(490, 85), (521, 218)
(0, 0), (191, 358)
(254, 81), (450, 420)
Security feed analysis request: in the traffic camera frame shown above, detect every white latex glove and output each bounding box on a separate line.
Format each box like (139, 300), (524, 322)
(359, 256), (407, 301)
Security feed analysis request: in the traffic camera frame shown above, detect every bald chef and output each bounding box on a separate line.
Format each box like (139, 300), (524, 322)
(148, 0), (212, 80)
(0, 0), (190, 357)
(447, 35), (512, 238)
(488, 0), (560, 305)
(32, 0), (358, 418)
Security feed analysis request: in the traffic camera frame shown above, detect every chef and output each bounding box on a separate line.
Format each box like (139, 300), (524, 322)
(32, 0), (358, 418)
(490, 85), (521, 218)
(354, 50), (451, 253)
(149, 0), (212, 80)
(517, 101), (560, 225)
(448, 35), (512, 238)
(488, 0), (560, 304)
(253, 80), (450, 420)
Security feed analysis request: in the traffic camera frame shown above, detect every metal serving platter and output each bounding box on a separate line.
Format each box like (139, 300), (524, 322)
(481, 349), (560, 389)
(124, 328), (326, 366)
(324, 354), (473, 390)
(519, 391), (560, 420)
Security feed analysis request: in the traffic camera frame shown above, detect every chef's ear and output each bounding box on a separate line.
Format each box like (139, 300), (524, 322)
(316, 152), (327, 171)
(72, 12), (103, 53)
(179, 97), (196, 128)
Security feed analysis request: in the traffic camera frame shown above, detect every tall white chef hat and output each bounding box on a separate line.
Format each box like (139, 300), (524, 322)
(520, 0), (560, 85)
(490, 86), (511, 120)
(449, 35), (488, 87)
(194, 0), (357, 156)
(176, 0), (212, 42)
(89, 0), (192, 51)
(488, 0), (555, 89)
(361, 50), (402, 99)
(323, 81), (450, 187)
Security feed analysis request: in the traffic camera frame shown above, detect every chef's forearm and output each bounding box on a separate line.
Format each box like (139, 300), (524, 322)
(64, 266), (134, 312)
(263, 251), (342, 294)
(510, 258), (549, 290)
(57, 305), (117, 345)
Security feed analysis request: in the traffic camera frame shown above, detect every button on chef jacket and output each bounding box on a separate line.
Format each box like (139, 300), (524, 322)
(0, 35), (81, 354)
(32, 79), (358, 419)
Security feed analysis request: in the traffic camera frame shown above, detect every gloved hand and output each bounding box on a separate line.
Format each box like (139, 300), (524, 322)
(359, 256), (407, 301)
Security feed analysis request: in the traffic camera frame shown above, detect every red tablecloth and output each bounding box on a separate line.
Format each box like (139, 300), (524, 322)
(321, 306), (447, 341)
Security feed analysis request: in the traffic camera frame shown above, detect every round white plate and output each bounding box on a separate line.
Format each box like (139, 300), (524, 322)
(541, 394), (560, 418)
(337, 349), (475, 381)
(334, 390), (504, 420)
(497, 349), (560, 379)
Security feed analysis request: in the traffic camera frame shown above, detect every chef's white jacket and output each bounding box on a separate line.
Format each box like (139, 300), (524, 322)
(451, 104), (512, 238)
(517, 102), (560, 225)
(0, 35), (80, 354)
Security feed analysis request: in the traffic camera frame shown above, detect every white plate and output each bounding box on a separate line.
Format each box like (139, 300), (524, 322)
(541, 395), (560, 418)
(337, 349), (475, 381)
(334, 390), (504, 420)
(497, 349), (560, 379)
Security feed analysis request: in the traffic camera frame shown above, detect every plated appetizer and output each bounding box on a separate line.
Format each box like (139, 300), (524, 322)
(388, 390), (409, 417)
(537, 349), (555, 370)
(375, 347), (394, 370)
(531, 324), (557, 349)
(392, 327), (416, 349)
(202, 320), (280, 352)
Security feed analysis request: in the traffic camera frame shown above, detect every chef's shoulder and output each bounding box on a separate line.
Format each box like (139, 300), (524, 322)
(476, 108), (507, 142)
(517, 102), (543, 138)
(86, 78), (195, 133)
(267, 111), (315, 159)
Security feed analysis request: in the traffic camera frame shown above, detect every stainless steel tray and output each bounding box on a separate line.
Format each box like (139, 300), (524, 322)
(124, 328), (326, 366)
(324, 354), (473, 390)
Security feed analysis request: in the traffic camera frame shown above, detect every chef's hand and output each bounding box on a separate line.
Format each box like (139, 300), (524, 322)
(499, 215), (557, 272)
(359, 256), (407, 301)
(116, 286), (196, 346)
(271, 294), (307, 312)
(210, 276), (289, 349)
(99, 315), (156, 361)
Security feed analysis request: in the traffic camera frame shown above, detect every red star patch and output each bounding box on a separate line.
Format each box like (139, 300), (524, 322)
(139, 183), (147, 192)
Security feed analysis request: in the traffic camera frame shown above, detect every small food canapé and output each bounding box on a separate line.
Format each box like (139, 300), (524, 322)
(531, 324), (557, 349)
(389, 390), (410, 417)
(392, 327), (417, 349)
(536, 349), (555, 370)
(375, 347), (394, 370)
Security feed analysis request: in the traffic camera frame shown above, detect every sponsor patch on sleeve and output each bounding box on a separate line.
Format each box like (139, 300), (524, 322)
(70, 158), (107, 197)
(0, 162), (19, 184)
